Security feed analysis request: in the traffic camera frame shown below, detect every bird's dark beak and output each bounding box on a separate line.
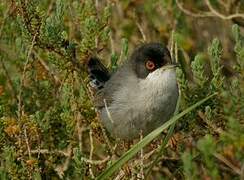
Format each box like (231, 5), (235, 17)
(159, 63), (178, 71)
(164, 60), (179, 69)
(171, 62), (180, 67)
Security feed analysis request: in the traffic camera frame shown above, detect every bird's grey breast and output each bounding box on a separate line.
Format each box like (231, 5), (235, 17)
(100, 68), (178, 139)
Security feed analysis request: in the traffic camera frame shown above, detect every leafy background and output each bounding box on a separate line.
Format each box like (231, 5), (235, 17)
(0, 0), (243, 179)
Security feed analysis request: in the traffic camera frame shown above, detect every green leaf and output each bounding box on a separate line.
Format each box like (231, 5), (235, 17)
(232, 24), (240, 42)
(197, 134), (215, 155)
(97, 93), (217, 179)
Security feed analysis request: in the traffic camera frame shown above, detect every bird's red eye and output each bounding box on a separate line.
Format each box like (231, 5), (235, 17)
(145, 60), (155, 70)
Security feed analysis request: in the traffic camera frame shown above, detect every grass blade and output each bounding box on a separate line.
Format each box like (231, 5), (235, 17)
(97, 93), (217, 180)
(145, 85), (181, 177)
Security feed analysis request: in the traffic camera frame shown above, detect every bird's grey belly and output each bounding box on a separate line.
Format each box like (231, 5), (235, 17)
(100, 84), (179, 140)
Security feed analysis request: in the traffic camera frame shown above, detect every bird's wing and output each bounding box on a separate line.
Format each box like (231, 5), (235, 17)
(87, 57), (110, 90)
(93, 63), (132, 109)
(87, 57), (112, 109)
(88, 58), (133, 110)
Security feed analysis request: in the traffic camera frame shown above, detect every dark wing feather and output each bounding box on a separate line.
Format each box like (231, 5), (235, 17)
(87, 57), (111, 109)
(88, 57), (110, 90)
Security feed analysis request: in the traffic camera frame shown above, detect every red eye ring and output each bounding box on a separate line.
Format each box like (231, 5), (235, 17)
(145, 60), (155, 70)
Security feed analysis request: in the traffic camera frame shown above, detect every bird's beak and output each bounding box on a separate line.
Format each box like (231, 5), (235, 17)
(171, 62), (180, 67)
(160, 62), (179, 71)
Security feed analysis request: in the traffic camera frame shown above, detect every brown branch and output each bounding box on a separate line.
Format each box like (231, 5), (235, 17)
(136, 21), (147, 42)
(205, 0), (244, 20)
(81, 155), (110, 165)
(176, 0), (214, 18)
(54, 145), (73, 179)
(30, 149), (71, 157)
(18, 31), (38, 120)
(76, 112), (83, 152)
(30, 148), (111, 165)
(114, 149), (157, 180)
(214, 153), (241, 175)
(198, 111), (223, 135)
(33, 51), (61, 85)
(89, 129), (95, 179)
(23, 125), (32, 158)
(176, 0), (244, 21)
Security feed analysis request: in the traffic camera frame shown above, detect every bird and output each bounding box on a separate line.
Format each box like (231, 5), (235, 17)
(88, 43), (179, 140)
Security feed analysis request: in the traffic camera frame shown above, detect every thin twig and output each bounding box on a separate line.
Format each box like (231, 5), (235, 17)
(104, 98), (114, 123)
(198, 111), (223, 135)
(81, 155), (110, 165)
(76, 112), (83, 152)
(101, 124), (115, 155)
(176, 0), (214, 18)
(54, 145), (73, 179)
(46, 0), (55, 16)
(176, 0), (244, 20)
(24, 125), (31, 158)
(30, 148), (72, 157)
(33, 51), (61, 85)
(18, 32), (38, 120)
(205, 0), (244, 20)
(170, 30), (175, 59)
(114, 149), (157, 180)
(136, 21), (147, 42)
(89, 129), (95, 179)
(214, 153), (241, 175)
(174, 40), (178, 64)
(110, 30), (115, 54)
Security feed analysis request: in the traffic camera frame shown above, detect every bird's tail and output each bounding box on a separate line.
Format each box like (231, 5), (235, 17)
(87, 57), (110, 90)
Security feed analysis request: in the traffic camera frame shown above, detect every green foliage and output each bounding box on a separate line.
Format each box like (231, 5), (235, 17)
(197, 135), (219, 179)
(208, 38), (224, 90)
(232, 24), (244, 72)
(191, 53), (208, 88)
(42, 0), (65, 45)
(181, 151), (197, 180)
(79, 0), (111, 56)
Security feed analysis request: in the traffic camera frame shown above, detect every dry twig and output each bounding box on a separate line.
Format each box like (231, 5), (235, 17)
(176, 0), (214, 18)
(114, 149), (157, 180)
(176, 0), (244, 20)
(198, 111), (223, 135)
(205, 0), (244, 20)
(89, 129), (95, 179)
(33, 51), (61, 85)
(214, 153), (241, 175)
(23, 125), (31, 158)
(18, 31), (38, 120)
(54, 145), (73, 179)
(136, 21), (147, 42)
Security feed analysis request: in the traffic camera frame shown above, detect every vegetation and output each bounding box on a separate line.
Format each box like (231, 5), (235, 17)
(0, 0), (243, 179)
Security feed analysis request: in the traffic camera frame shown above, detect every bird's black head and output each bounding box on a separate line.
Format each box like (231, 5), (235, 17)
(130, 43), (172, 79)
